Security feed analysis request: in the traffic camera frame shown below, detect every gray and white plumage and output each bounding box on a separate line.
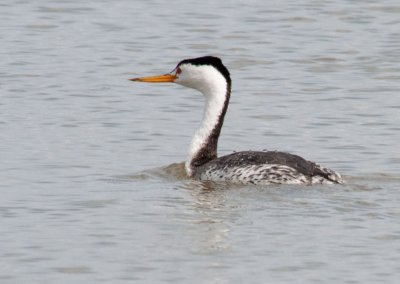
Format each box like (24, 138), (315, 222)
(131, 56), (344, 185)
(193, 151), (343, 185)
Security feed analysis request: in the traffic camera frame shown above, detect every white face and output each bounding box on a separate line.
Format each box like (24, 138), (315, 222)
(173, 63), (227, 96)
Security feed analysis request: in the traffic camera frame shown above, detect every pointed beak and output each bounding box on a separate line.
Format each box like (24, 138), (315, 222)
(129, 73), (177, 83)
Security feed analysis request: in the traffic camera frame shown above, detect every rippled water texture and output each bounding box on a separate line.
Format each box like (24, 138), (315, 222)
(1, 0), (400, 283)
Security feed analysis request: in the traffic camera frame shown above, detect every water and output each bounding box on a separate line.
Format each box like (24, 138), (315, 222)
(1, 0), (400, 283)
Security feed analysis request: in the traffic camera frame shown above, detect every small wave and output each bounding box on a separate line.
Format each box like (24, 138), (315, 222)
(114, 162), (189, 182)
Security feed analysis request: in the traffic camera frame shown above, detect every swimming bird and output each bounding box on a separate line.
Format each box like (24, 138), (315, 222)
(130, 56), (344, 185)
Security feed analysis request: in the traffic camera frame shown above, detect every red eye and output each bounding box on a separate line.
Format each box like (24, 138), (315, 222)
(176, 67), (182, 74)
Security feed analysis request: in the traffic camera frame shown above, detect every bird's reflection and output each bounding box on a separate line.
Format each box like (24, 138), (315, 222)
(178, 180), (245, 254)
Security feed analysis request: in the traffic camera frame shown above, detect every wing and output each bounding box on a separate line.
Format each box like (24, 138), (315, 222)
(208, 151), (317, 176)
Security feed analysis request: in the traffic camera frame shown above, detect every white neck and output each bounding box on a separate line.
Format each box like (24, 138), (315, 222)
(185, 79), (228, 176)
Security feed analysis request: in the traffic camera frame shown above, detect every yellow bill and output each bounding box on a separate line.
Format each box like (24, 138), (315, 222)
(129, 74), (176, 83)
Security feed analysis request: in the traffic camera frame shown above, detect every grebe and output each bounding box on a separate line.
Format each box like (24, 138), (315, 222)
(130, 56), (344, 185)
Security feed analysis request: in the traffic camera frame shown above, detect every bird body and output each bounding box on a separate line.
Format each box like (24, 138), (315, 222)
(192, 151), (343, 185)
(130, 56), (344, 185)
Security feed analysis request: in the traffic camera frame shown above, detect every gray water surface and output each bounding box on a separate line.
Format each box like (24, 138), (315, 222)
(1, 0), (400, 283)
